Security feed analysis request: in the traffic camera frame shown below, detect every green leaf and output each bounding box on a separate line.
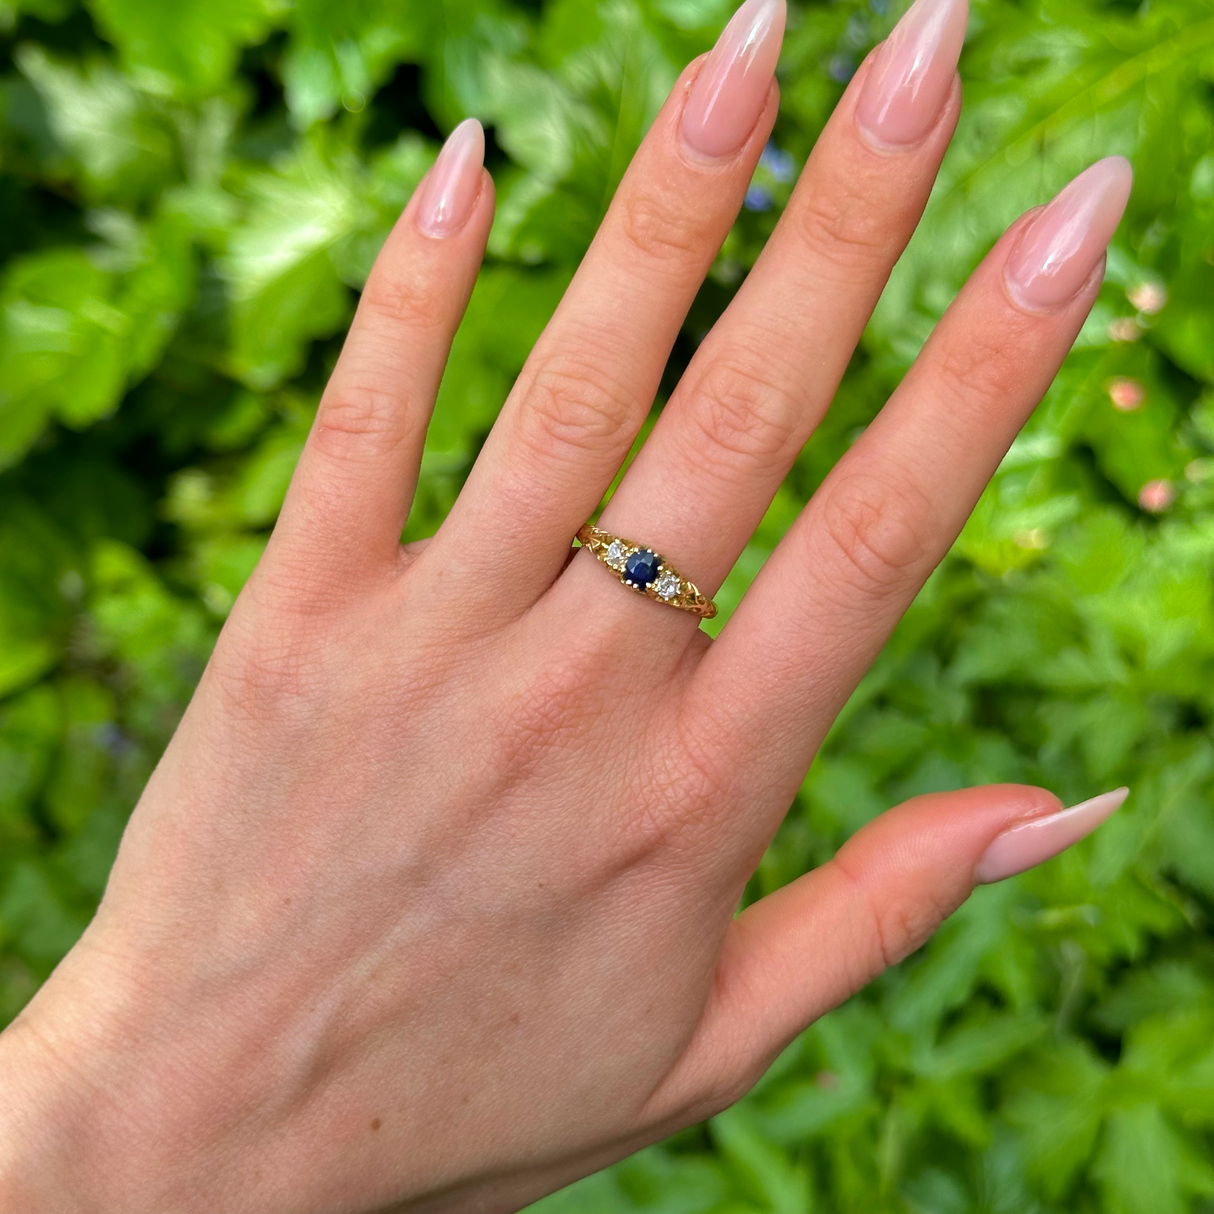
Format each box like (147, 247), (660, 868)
(711, 1104), (812, 1214)
(0, 0), (72, 28)
(220, 139), (367, 387)
(0, 684), (60, 842)
(0, 218), (192, 467)
(43, 677), (115, 833)
(0, 493), (74, 695)
(1005, 1042), (1109, 1199)
(1092, 1104), (1214, 1214)
(85, 0), (282, 98)
(282, 0), (429, 129)
(0, 861), (87, 968)
(526, 1144), (730, 1213)
(16, 45), (177, 201)
(428, 265), (571, 454)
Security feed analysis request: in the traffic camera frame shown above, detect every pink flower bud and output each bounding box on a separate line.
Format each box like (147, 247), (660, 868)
(1138, 479), (1174, 513)
(1106, 377), (1145, 411)
(1128, 282), (1167, 315)
(1107, 317), (1141, 343)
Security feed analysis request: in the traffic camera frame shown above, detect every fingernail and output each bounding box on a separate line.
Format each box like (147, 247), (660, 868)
(415, 118), (485, 238)
(974, 788), (1129, 885)
(680, 0), (785, 160)
(1004, 156), (1133, 310)
(855, 0), (968, 148)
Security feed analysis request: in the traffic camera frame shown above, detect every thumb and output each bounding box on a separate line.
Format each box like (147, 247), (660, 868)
(650, 783), (1127, 1122)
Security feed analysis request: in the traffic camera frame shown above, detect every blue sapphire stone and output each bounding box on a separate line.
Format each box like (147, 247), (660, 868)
(624, 548), (661, 589)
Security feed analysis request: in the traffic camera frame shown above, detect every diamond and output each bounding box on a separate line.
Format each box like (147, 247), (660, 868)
(605, 539), (627, 568)
(654, 571), (681, 601)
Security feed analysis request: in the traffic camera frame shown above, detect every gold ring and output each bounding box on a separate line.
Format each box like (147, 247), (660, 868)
(576, 524), (717, 619)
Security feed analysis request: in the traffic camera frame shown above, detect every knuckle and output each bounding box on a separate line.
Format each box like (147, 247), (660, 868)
(795, 179), (892, 268)
(830, 852), (900, 975)
(934, 325), (1024, 409)
(674, 1064), (761, 1128)
(313, 382), (409, 461)
(680, 355), (802, 475)
(817, 472), (936, 599)
(635, 752), (720, 851)
(653, 709), (739, 840)
(610, 793), (690, 871)
(251, 539), (363, 609)
(360, 264), (447, 332)
(207, 623), (323, 722)
(833, 850), (951, 973)
(675, 720), (735, 807)
(209, 555), (371, 718)
(519, 357), (638, 462)
(501, 655), (603, 765)
(618, 188), (701, 264)
(602, 708), (725, 861)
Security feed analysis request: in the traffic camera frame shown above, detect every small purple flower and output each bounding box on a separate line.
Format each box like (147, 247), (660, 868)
(759, 142), (796, 183)
(843, 13), (870, 49)
(828, 54), (856, 83)
(744, 185), (774, 212)
(97, 722), (131, 756)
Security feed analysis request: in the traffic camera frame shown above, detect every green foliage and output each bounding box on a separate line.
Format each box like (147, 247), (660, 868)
(2, 0), (1214, 1208)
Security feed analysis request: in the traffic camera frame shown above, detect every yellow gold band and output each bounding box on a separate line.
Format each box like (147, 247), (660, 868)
(575, 524), (717, 619)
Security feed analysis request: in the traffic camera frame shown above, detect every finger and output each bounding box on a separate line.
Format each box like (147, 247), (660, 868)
(266, 120), (493, 593)
(583, 0), (967, 613)
(697, 157), (1133, 782)
(645, 785), (1127, 1120)
(433, 0), (785, 612)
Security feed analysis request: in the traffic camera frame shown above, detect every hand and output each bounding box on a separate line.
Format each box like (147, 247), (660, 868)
(0, 0), (1132, 1209)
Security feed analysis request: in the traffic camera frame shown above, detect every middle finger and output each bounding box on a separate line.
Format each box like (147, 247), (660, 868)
(580, 0), (969, 621)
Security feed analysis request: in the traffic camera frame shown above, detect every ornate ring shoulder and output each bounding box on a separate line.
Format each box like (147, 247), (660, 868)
(575, 524), (718, 620)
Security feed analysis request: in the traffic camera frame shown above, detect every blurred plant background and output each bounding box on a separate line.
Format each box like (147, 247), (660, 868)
(2, 0), (1214, 1207)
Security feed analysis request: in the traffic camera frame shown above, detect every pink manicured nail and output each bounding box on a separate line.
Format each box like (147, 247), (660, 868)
(1005, 157), (1133, 310)
(855, 0), (968, 148)
(680, 0), (785, 160)
(415, 118), (485, 238)
(974, 788), (1129, 885)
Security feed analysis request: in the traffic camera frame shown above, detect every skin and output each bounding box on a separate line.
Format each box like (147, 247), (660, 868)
(0, 42), (1112, 1214)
